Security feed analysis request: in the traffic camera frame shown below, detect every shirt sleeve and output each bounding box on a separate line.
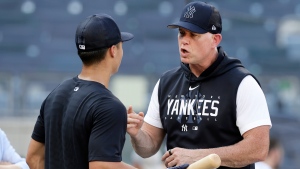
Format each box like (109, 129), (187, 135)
(0, 129), (30, 169)
(144, 79), (163, 128)
(31, 100), (46, 143)
(236, 75), (272, 135)
(88, 97), (127, 162)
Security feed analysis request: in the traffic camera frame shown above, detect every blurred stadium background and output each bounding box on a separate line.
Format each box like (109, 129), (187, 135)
(0, 0), (300, 168)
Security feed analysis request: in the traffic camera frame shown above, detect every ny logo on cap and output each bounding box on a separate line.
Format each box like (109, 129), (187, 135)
(79, 45), (85, 50)
(184, 6), (196, 18)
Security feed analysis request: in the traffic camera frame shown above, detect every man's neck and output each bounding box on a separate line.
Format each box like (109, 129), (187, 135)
(78, 65), (111, 88)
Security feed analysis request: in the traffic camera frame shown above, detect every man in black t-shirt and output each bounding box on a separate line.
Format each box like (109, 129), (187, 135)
(26, 13), (137, 169)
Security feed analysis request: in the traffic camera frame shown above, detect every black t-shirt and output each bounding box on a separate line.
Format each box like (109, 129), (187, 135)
(31, 76), (127, 169)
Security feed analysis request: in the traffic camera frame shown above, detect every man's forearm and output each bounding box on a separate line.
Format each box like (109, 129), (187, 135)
(26, 157), (44, 169)
(165, 126), (270, 167)
(190, 141), (266, 168)
(190, 126), (269, 168)
(130, 129), (160, 158)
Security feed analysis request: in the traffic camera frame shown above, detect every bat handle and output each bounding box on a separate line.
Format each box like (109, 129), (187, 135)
(187, 154), (221, 169)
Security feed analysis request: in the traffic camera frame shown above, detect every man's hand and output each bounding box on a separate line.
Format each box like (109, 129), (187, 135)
(168, 164), (189, 169)
(163, 150), (222, 169)
(162, 148), (204, 168)
(126, 105), (144, 137)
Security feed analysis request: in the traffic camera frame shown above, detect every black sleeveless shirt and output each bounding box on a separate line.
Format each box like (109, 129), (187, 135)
(158, 47), (257, 169)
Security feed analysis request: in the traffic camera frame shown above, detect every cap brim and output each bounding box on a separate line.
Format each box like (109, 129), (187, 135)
(167, 21), (207, 34)
(121, 32), (134, 42)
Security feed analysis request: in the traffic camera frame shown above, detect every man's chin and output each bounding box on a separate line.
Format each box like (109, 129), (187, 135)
(180, 59), (189, 64)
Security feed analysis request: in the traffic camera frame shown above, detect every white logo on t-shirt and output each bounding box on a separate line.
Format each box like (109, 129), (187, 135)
(79, 45), (85, 50)
(189, 85), (199, 91)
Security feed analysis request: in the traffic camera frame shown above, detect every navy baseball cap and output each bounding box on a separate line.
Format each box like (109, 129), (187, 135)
(168, 1), (222, 34)
(75, 14), (134, 51)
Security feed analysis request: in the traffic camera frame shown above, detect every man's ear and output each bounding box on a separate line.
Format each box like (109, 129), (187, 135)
(213, 34), (222, 47)
(109, 45), (116, 57)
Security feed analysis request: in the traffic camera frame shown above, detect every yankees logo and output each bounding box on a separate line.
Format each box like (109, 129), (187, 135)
(184, 6), (196, 18)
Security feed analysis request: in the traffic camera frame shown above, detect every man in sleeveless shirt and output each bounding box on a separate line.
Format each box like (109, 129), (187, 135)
(127, 2), (272, 169)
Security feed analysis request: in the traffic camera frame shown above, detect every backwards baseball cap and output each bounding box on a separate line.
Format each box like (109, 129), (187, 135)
(168, 1), (222, 34)
(75, 13), (134, 51)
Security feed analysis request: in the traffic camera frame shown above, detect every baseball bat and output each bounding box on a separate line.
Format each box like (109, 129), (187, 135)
(187, 154), (221, 169)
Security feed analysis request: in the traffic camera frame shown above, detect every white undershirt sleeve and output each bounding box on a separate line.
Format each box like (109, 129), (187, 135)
(236, 75), (272, 135)
(144, 79), (163, 129)
(1, 129), (30, 169)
